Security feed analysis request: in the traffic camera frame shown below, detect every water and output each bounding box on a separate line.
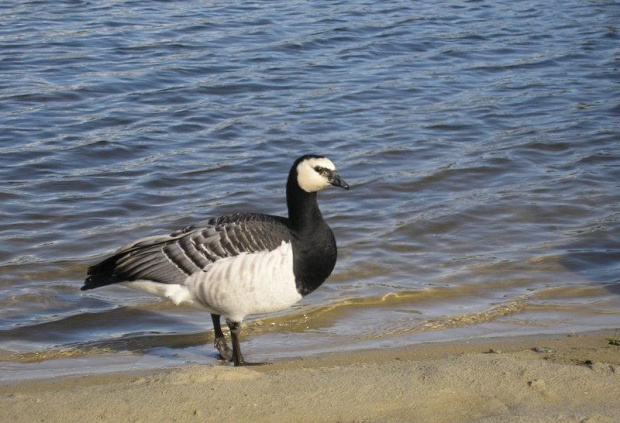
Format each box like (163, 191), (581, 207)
(1, 0), (619, 381)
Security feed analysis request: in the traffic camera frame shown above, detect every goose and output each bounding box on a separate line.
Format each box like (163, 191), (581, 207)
(81, 154), (349, 366)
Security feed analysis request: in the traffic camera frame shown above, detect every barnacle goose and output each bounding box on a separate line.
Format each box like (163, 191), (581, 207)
(81, 155), (349, 366)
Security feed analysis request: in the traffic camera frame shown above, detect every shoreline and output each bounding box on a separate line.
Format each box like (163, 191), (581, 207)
(2, 329), (619, 422)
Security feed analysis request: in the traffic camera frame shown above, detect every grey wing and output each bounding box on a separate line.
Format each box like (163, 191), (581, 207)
(82, 214), (292, 290)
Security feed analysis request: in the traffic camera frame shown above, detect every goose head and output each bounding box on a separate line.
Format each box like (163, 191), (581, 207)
(294, 155), (350, 193)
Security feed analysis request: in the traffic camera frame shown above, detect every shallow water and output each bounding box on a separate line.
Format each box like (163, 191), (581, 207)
(1, 0), (619, 381)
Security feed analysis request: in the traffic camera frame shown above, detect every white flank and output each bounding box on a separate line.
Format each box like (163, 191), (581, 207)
(122, 241), (302, 323)
(296, 157), (336, 193)
(189, 241), (301, 322)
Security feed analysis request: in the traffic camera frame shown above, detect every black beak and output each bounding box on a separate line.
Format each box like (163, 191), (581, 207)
(329, 173), (350, 190)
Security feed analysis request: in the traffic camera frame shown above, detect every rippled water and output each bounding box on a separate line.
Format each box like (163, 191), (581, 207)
(1, 0), (619, 380)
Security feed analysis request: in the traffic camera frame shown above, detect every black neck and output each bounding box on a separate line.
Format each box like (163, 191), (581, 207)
(286, 168), (337, 296)
(286, 173), (324, 233)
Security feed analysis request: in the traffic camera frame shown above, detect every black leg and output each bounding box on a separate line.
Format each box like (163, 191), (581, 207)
(211, 314), (233, 362)
(226, 319), (266, 366)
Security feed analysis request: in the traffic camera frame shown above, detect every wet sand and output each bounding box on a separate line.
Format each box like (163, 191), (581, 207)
(2, 330), (619, 423)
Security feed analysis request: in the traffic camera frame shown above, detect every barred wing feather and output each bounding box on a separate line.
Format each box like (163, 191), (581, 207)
(82, 214), (292, 290)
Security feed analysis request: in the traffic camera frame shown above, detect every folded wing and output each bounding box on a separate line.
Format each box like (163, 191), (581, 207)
(81, 213), (292, 290)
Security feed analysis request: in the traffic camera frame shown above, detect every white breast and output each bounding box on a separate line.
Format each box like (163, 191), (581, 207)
(189, 241), (301, 322)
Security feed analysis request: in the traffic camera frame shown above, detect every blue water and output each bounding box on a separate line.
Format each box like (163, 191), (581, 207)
(1, 0), (619, 380)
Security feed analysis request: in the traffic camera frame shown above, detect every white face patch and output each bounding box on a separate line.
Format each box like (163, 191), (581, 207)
(296, 157), (336, 193)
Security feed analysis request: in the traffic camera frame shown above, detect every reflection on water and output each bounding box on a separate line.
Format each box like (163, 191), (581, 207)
(1, 0), (619, 379)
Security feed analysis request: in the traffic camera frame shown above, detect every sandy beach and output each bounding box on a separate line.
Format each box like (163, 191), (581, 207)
(2, 330), (619, 423)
